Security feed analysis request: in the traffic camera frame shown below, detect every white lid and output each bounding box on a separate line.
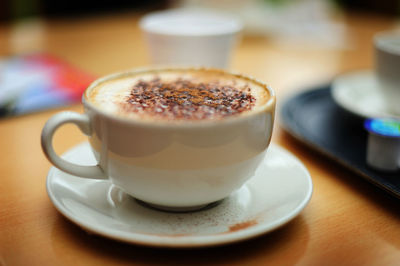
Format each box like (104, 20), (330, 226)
(139, 8), (243, 36)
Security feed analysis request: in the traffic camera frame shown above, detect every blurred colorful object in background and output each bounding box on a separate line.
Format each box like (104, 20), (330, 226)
(0, 54), (95, 117)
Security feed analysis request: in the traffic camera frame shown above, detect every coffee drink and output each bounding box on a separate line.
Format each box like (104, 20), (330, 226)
(43, 67), (275, 210)
(86, 69), (270, 122)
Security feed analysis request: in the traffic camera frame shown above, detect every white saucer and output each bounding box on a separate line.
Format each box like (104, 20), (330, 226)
(331, 70), (400, 119)
(46, 142), (313, 248)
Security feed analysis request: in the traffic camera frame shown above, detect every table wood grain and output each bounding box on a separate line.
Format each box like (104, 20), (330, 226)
(1, 11), (400, 266)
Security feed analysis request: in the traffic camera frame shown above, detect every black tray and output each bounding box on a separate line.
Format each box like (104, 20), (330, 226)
(280, 85), (400, 198)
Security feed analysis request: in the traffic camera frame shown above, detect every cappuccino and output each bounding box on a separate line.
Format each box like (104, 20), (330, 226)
(86, 69), (270, 122)
(43, 67), (275, 209)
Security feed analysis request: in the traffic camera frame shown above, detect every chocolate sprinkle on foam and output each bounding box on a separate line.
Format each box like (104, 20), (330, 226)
(123, 78), (256, 121)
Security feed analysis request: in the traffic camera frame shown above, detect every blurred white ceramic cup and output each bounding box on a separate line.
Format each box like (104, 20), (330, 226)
(374, 30), (400, 115)
(139, 8), (243, 69)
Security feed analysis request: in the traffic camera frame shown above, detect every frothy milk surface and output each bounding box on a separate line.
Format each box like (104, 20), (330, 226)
(87, 69), (270, 122)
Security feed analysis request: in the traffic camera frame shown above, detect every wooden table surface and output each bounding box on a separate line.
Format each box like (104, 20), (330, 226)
(1, 10), (400, 266)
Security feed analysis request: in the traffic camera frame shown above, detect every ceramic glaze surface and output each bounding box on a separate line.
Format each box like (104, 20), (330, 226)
(331, 70), (400, 119)
(139, 9), (243, 68)
(85, 96), (273, 207)
(374, 32), (400, 115)
(46, 142), (313, 247)
(42, 68), (275, 208)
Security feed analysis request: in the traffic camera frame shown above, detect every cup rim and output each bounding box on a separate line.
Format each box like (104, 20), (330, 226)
(82, 66), (275, 129)
(139, 8), (243, 37)
(374, 30), (400, 55)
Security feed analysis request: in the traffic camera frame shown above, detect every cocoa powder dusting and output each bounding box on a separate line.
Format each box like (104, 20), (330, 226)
(123, 78), (256, 120)
(228, 220), (258, 232)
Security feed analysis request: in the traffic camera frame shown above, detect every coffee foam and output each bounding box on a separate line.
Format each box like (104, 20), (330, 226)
(87, 69), (270, 121)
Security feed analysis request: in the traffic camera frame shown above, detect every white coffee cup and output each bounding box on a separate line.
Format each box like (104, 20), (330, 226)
(139, 8), (243, 69)
(374, 30), (400, 115)
(41, 67), (275, 211)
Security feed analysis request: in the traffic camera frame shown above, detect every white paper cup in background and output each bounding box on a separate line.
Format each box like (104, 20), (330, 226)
(374, 30), (400, 115)
(139, 8), (243, 69)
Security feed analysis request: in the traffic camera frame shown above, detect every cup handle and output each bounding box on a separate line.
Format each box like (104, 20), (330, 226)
(41, 111), (106, 179)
